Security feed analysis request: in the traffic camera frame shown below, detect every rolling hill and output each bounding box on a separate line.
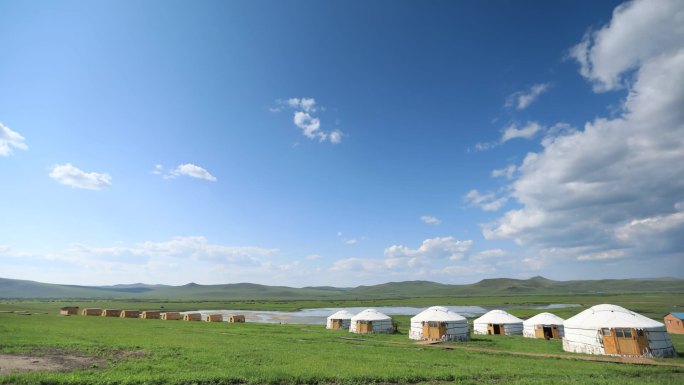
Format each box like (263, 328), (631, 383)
(1, 276), (683, 299)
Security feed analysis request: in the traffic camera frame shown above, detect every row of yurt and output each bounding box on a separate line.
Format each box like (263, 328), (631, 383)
(562, 304), (675, 358)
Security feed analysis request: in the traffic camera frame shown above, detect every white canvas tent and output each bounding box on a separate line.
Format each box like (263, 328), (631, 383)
(349, 309), (393, 334)
(523, 312), (564, 339)
(473, 309), (523, 335)
(562, 304), (676, 357)
(409, 306), (469, 341)
(326, 310), (354, 330)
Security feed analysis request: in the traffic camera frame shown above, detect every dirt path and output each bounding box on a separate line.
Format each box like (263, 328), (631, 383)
(0, 352), (100, 374)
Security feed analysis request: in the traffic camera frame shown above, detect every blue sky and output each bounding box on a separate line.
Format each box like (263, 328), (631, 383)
(1, 0), (683, 286)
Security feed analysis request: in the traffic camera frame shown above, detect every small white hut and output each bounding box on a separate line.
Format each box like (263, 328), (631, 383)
(473, 309), (523, 335)
(349, 309), (393, 334)
(409, 306), (470, 341)
(326, 310), (354, 330)
(523, 312), (564, 339)
(562, 304), (676, 358)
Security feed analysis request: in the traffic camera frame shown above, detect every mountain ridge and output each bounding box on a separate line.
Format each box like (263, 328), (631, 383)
(1, 276), (683, 300)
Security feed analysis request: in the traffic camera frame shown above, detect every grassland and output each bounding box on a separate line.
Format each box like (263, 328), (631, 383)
(1, 294), (683, 384)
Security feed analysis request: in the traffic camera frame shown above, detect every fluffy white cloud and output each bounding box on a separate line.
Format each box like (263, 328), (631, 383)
(345, 239), (358, 245)
(274, 97), (343, 144)
(49, 163), (112, 190)
(155, 163), (217, 181)
(570, 0), (684, 92)
(293, 111), (324, 140)
(385, 236), (473, 261)
(501, 122), (543, 143)
(0, 122), (28, 156)
(420, 215), (441, 225)
(506, 83), (550, 110)
(482, 0), (684, 267)
(464, 189), (508, 212)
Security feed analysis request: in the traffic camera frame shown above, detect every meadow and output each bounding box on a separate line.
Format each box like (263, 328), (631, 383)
(1, 294), (683, 384)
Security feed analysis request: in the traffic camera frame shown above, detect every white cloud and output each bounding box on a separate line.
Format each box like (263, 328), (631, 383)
(293, 111), (324, 140)
(273, 97), (344, 144)
(475, 121), (543, 151)
(472, 248), (506, 261)
(569, 0), (684, 92)
(155, 163), (217, 182)
(420, 215), (441, 225)
(491, 165), (516, 180)
(0, 122), (28, 156)
(481, 0), (684, 268)
(345, 239), (358, 245)
(464, 189), (508, 212)
(385, 236), (473, 261)
(49, 163), (112, 190)
(506, 83), (551, 110)
(329, 130), (343, 144)
(501, 122), (543, 143)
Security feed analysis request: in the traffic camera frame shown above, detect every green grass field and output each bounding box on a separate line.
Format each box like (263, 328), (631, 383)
(1, 295), (683, 384)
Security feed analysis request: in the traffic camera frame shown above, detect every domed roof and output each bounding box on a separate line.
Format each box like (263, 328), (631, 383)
(350, 308), (391, 321)
(523, 312), (564, 326)
(474, 309), (523, 324)
(564, 304), (663, 329)
(327, 310), (354, 320)
(411, 306), (467, 323)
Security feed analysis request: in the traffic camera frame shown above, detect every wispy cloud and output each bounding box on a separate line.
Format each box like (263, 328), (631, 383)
(272, 97), (343, 144)
(49, 163), (112, 190)
(475, 121), (543, 151)
(506, 83), (551, 110)
(491, 165), (516, 179)
(154, 163), (217, 182)
(464, 189), (508, 212)
(501, 122), (543, 143)
(420, 215), (441, 225)
(0, 122), (28, 156)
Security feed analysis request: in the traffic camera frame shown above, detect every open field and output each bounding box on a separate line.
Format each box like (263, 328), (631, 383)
(1, 294), (683, 384)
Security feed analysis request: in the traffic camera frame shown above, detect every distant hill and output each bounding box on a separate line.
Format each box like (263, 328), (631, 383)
(0, 276), (683, 299)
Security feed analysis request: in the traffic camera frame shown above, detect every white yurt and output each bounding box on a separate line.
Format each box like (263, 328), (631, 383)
(326, 310), (354, 330)
(523, 312), (564, 339)
(409, 306), (470, 341)
(473, 309), (523, 335)
(562, 304), (676, 358)
(349, 309), (394, 334)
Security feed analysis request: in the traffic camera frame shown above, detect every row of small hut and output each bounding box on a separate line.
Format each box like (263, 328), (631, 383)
(59, 307), (245, 323)
(326, 305), (677, 358)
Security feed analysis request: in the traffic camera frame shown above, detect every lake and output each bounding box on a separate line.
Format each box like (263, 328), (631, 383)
(184, 304), (580, 325)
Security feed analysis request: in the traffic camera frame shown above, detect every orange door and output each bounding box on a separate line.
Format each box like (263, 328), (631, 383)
(602, 328), (618, 354)
(331, 319), (341, 329)
(551, 325), (559, 339)
(535, 325), (544, 338)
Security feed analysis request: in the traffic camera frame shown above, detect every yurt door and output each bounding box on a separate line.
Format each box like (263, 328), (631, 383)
(331, 319), (342, 329)
(601, 328), (618, 354)
(551, 325), (559, 339)
(616, 328), (648, 355)
(358, 320), (372, 333)
(424, 321), (444, 340)
(535, 325), (545, 338)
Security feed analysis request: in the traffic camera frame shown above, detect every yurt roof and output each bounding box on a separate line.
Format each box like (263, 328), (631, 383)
(564, 304), (664, 329)
(523, 312), (564, 326)
(411, 306), (467, 322)
(474, 309), (523, 324)
(327, 310), (355, 320)
(351, 308), (391, 321)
